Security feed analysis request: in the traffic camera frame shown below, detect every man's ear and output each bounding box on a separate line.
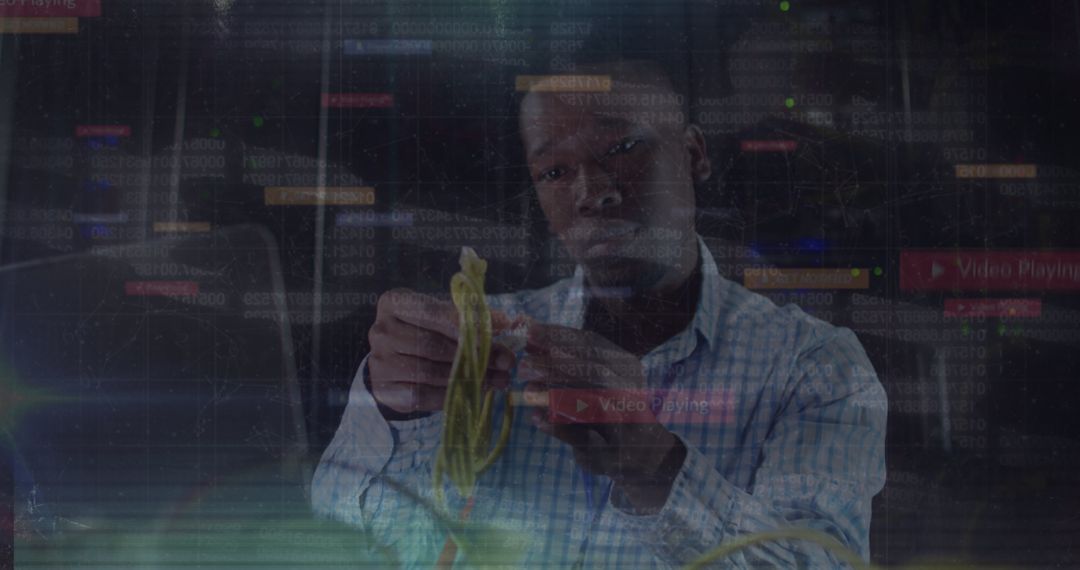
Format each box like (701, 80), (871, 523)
(683, 124), (712, 184)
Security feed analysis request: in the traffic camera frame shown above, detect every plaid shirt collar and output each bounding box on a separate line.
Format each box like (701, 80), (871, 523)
(548, 234), (725, 368)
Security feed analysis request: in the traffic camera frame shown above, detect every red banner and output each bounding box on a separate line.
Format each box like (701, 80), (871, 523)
(75, 125), (131, 137)
(740, 140), (798, 152)
(321, 93), (394, 109)
(900, 251), (1080, 291)
(943, 298), (1042, 318)
(547, 389), (732, 425)
(125, 281), (199, 297)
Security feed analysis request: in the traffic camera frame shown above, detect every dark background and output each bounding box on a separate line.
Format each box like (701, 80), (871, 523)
(2, 0), (1080, 567)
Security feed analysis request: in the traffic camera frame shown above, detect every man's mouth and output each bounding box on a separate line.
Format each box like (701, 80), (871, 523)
(581, 223), (641, 258)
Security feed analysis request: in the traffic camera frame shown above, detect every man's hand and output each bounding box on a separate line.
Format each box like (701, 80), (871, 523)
(520, 323), (686, 513)
(367, 288), (515, 417)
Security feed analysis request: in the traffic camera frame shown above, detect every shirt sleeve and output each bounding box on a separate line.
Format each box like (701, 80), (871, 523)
(310, 354), (448, 563)
(608, 327), (888, 568)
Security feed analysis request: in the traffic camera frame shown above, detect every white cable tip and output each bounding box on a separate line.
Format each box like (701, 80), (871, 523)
(493, 314), (532, 354)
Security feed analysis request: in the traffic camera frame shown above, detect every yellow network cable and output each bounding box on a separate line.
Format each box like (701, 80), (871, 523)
(685, 527), (874, 570)
(433, 246), (513, 507)
(684, 527), (997, 570)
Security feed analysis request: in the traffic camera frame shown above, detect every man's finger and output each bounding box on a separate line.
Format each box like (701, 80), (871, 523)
(488, 343), (517, 372)
(372, 354), (452, 387)
(385, 318), (517, 372)
(489, 309), (513, 334)
(485, 368), (511, 390)
(529, 410), (611, 473)
(529, 408), (590, 445)
(384, 320), (459, 363)
(384, 290), (515, 357)
(383, 290), (460, 340)
(526, 323), (625, 362)
(519, 353), (613, 383)
(526, 322), (584, 354)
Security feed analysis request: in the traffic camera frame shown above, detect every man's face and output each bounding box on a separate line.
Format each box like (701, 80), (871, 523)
(519, 70), (711, 292)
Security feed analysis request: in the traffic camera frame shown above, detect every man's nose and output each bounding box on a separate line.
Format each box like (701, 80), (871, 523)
(572, 164), (622, 216)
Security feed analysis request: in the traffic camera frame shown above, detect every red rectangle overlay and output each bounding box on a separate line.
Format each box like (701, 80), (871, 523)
(740, 140), (798, 152)
(548, 389), (732, 425)
(125, 281), (199, 297)
(0, 0), (100, 17)
(900, 251), (1080, 291)
(321, 93), (394, 108)
(943, 298), (1041, 318)
(75, 125), (131, 137)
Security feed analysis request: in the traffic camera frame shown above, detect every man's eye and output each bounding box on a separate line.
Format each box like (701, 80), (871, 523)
(538, 167), (564, 182)
(607, 138), (642, 156)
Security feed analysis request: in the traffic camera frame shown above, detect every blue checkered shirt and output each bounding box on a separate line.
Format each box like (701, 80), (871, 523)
(311, 236), (887, 568)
